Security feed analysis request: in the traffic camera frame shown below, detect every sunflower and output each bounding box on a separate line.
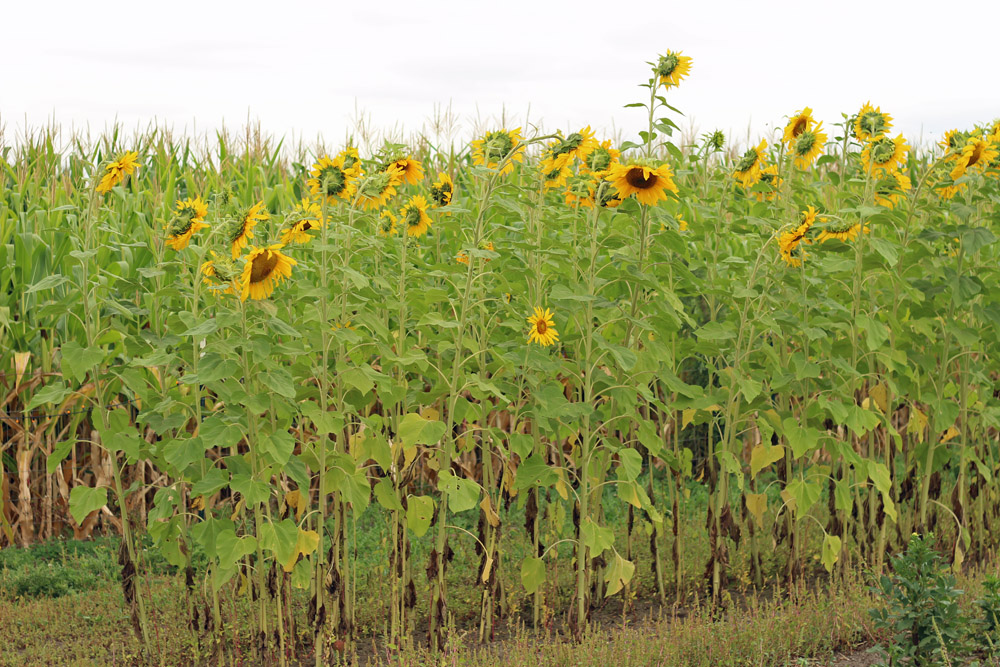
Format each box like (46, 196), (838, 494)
(782, 108), (815, 147)
(239, 244), (297, 301)
(526, 307), (558, 347)
(277, 199), (323, 245)
(543, 127), (598, 167)
(853, 102), (893, 142)
(816, 220), (868, 244)
(230, 201), (268, 259)
(96, 151), (140, 194)
(580, 140), (620, 176)
(940, 129), (969, 159)
(949, 136), (998, 180)
(357, 166), (404, 210)
(703, 130), (726, 153)
(388, 156), (424, 185)
(377, 209), (398, 237)
(861, 134), (909, 176)
(751, 165), (783, 202)
(471, 128), (525, 175)
(778, 207), (820, 267)
(541, 161), (572, 192)
(936, 182), (967, 200)
(732, 140), (768, 188)
(165, 196), (209, 251)
(654, 50), (692, 88)
(791, 122), (827, 169)
(458, 241), (495, 265)
(430, 172), (454, 207)
(874, 170), (912, 209)
(337, 146), (362, 173)
(200, 251), (239, 294)
(564, 176), (596, 209)
(606, 161), (678, 206)
(308, 155), (358, 204)
(400, 194), (432, 237)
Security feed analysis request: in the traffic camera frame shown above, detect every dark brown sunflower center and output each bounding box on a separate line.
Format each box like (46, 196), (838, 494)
(968, 144), (984, 167)
(249, 252), (279, 283)
(535, 319), (548, 334)
(792, 117), (808, 137)
(625, 168), (655, 189)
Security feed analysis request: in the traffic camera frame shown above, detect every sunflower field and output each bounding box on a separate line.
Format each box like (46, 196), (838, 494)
(2, 51), (1000, 664)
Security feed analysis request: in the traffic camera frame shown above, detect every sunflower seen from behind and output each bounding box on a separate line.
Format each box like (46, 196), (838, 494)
(853, 102), (893, 142)
(861, 134), (909, 177)
(471, 128), (525, 175)
(96, 151), (140, 194)
(357, 166), (404, 211)
(230, 201), (268, 259)
(400, 195), (432, 238)
(240, 244), (297, 301)
(165, 196), (209, 251)
(580, 140), (620, 176)
(527, 307), (558, 347)
(606, 160), (678, 206)
(653, 50), (692, 88)
(778, 207), (820, 267)
(200, 251), (239, 295)
(816, 219), (868, 244)
(308, 154), (358, 204)
(377, 209), (398, 237)
(732, 140), (768, 188)
(874, 170), (912, 210)
(790, 122), (827, 169)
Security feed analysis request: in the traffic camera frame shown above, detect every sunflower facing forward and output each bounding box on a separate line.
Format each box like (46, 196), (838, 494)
(240, 244), (297, 301)
(230, 201), (269, 259)
(607, 161), (678, 206)
(430, 172), (454, 207)
(279, 199), (324, 245)
(950, 136), (998, 180)
(527, 307), (558, 347)
(732, 140), (768, 188)
(165, 196), (209, 251)
(96, 151), (140, 194)
(654, 50), (692, 88)
(471, 128), (525, 175)
(308, 154), (359, 204)
(388, 155), (424, 185)
(782, 108), (815, 147)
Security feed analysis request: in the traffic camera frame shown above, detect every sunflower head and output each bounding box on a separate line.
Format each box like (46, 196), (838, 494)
(862, 134), (909, 176)
(229, 201), (269, 259)
(377, 209), (398, 237)
(200, 251), (240, 294)
(337, 146), (362, 174)
(471, 128), (525, 175)
(400, 194), (432, 238)
(165, 196), (210, 251)
(96, 151), (141, 194)
(874, 170), (912, 209)
(782, 108), (814, 146)
(703, 130), (726, 153)
(430, 172), (454, 207)
(816, 219), (867, 244)
(751, 165), (782, 202)
(791, 122), (827, 169)
(387, 155), (424, 185)
(357, 166), (404, 211)
(733, 140), (768, 187)
(852, 102), (893, 142)
(526, 307), (558, 347)
(950, 136), (999, 180)
(279, 198), (323, 245)
(240, 244), (297, 302)
(653, 50), (692, 88)
(308, 155), (357, 203)
(541, 159), (572, 191)
(580, 140), (620, 175)
(607, 159), (678, 206)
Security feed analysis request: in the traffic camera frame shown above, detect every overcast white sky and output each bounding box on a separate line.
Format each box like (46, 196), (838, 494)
(2, 0), (998, 152)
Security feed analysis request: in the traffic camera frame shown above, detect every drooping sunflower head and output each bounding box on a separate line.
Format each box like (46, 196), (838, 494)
(782, 108), (814, 146)
(387, 155), (424, 185)
(377, 209), (398, 237)
(279, 199), (324, 245)
(816, 219), (868, 244)
(564, 176), (596, 209)
(852, 102), (893, 142)
(540, 158), (572, 192)
(165, 196), (210, 251)
(733, 140), (768, 187)
(230, 201), (269, 259)
(874, 170), (912, 210)
(471, 128), (525, 175)
(336, 146), (362, 174)
(606, 159), (678, 206)
(430, 172), (454, 207)
(546, 126), (598, 165)
(200, 251), (240, 295)
(357, 166), (404, 211)
(653, 50), (692, 88)
(96, 150), (140, 194)
(940, 129), (969, 159)
(861, 134), (909, 176)
(308, 155), (358, 203)
(950, 136), (999, 180)
(580, 140), (620, 176)
(457, 241), (496, 266)
(239, 244), (297, 302)
(400, 194), (432, 238)
(526, 307), (558, 347)
(791, 122), (827, 169)
(777, 206), (822, 264)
